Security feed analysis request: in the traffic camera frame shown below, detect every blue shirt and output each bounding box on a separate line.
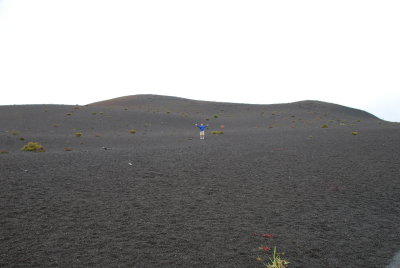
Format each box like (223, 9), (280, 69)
(196, 125), (208, 131)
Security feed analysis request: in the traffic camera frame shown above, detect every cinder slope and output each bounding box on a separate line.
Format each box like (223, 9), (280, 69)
(90, 94), (379, 121)
(1, 95), (400, 267)
(89, 94), (384, 129)
(0, 95), (392, 153)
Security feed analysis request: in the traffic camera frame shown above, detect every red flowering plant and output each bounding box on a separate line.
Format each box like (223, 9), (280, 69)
(252, 232), (289, 268)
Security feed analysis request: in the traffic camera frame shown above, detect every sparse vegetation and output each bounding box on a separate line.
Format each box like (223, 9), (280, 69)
(265, 247), (289, 268)
(64, 147), (73, 151)
(320, 124), (329, 128)
(252, 233), (289, 268)
(210, 131), (224, 134)
(74, 132), (82, 137)
(128, 129), (137, 134)
(20, 142), (45, 152)
(53, 124), (60, 128)
(12, 130), (20, 136)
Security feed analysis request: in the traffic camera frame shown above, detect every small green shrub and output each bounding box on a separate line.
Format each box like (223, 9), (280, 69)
(128, 129), (137, 134)
(92, 112), (97, 115)
(252, 233), (289, 268)
(20, 142), (45, 152)
(19, 137), (25, 141)
(214, 115), (218, 118)
(74, 132), (82, 137)
(266, 247), (289, 268)
(210, 131), (224, 134)
(352, 131), (359, 135)
(53, 124), (60, 128)
(320, 124), (329, 128)
(66, 113), (72, 116)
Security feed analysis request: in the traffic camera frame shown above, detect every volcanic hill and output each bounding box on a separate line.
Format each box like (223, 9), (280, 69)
(1, 95), (399, 267)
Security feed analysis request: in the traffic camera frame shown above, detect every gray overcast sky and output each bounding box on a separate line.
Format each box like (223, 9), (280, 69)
(0, 0), (399, 121)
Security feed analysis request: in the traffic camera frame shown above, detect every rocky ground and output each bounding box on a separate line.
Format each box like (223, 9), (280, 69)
(1, 95), (399, 267)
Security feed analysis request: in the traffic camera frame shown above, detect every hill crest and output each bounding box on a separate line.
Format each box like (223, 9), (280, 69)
(89, 94), (379, 120)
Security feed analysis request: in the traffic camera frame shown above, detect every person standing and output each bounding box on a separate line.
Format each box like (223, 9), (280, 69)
(195, 123), (208, 140)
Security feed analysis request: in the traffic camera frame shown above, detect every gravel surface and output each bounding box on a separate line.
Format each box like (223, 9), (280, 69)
(1, 95), (399, 267)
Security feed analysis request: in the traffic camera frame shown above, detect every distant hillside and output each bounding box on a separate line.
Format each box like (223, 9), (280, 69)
(89, 94), (379, 121)
(0, 94), (396, 154)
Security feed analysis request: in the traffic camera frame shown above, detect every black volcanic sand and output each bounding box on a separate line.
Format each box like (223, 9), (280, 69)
(1, 95), (400, 267)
